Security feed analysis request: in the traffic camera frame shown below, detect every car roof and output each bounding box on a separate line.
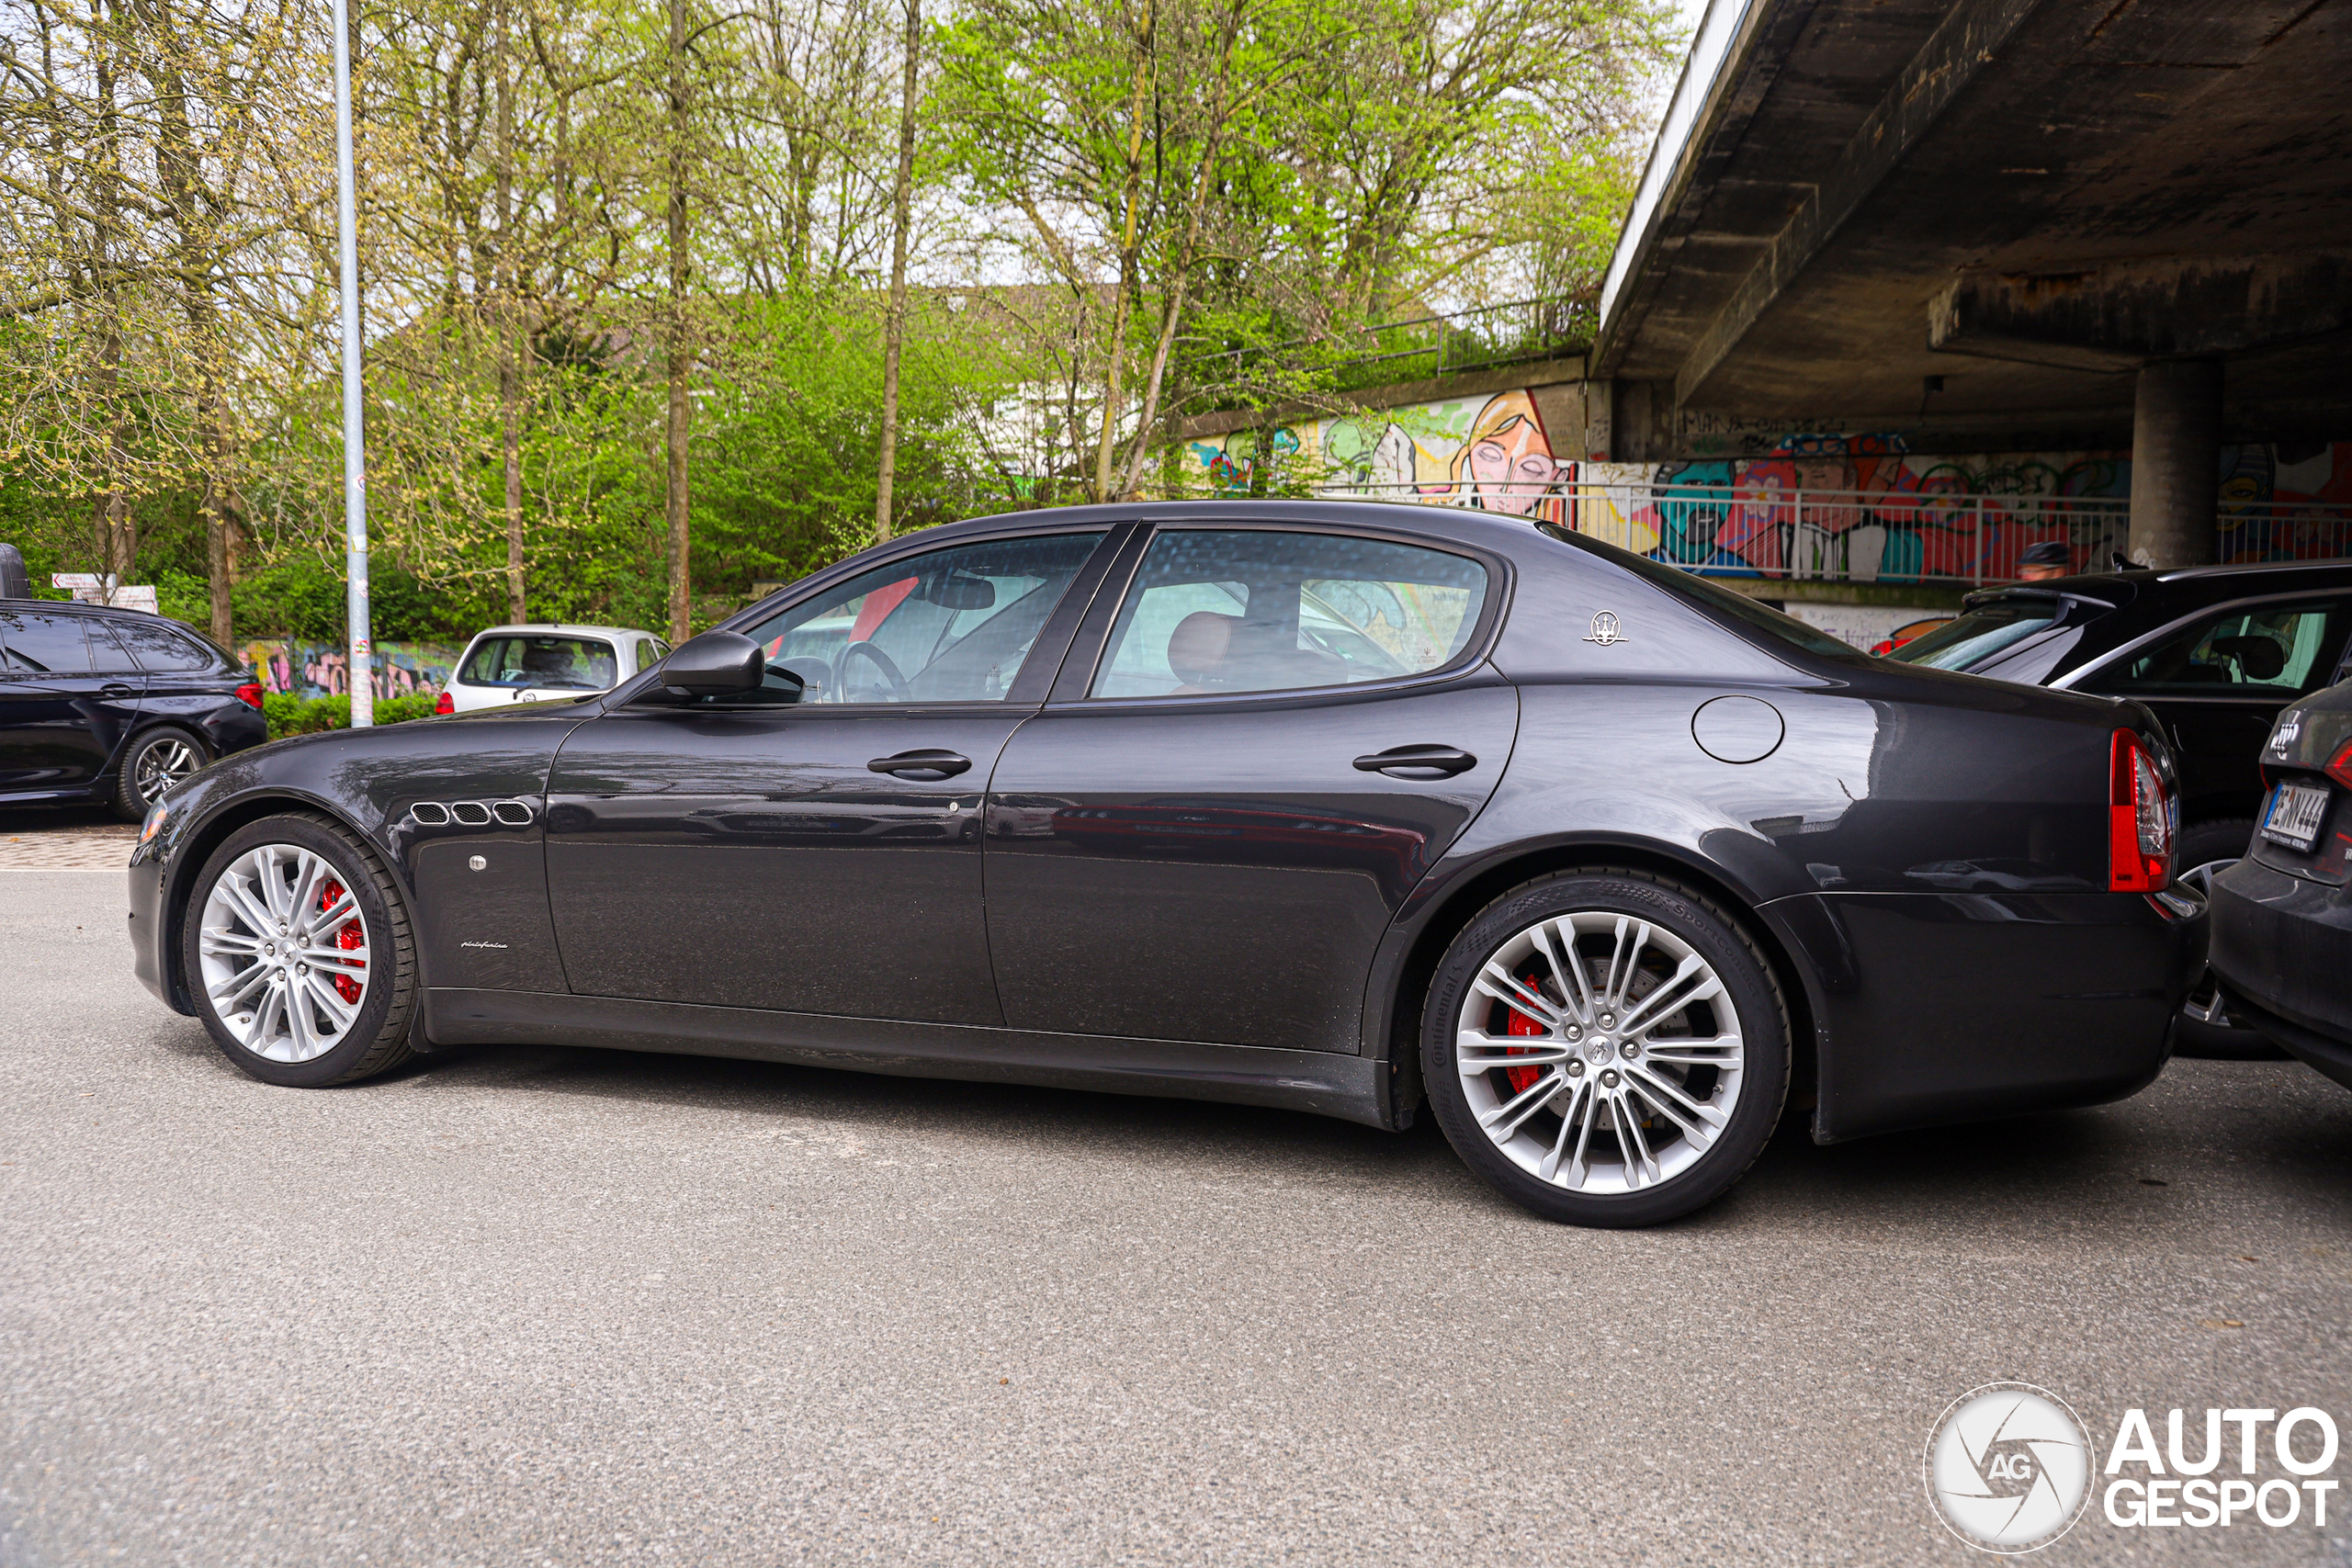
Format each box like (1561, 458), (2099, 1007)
(934, 496), (1544, 552)
(467, 624), (660, 640)
(1966, 558), (2352, 612)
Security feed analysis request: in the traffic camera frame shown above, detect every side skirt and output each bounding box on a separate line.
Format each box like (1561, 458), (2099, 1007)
(422, 988), (1393, 1129)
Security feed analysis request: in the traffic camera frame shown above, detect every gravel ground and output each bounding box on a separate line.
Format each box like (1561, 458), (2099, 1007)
(0, 806), (141, 870)
(3, 868), (2349, 1566)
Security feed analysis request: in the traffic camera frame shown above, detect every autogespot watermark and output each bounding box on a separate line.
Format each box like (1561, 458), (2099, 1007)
(1925, 1383), (2094, 1551)
(1925, 1386), (2344, 1551)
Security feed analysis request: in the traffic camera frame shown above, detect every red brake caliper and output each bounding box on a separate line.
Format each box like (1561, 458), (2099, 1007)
(1505, 971), (1547, 1093)
(318, 878), (364, 1002)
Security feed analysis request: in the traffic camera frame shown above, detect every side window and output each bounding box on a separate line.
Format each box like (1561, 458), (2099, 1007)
(0, 611), (92, 676)
(2080, 601), (2345, 698)
(638, 637), (668, 671)
(734, 531), (1107, 705)
(87, 618), (142, 674)
(109, 616), (216, 673)
(1091, 530), (1488, 699)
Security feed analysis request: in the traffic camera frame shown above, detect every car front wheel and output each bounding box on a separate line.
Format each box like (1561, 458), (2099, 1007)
(1423, 870), (1790, 1228)
(181, 813), (418, 1088)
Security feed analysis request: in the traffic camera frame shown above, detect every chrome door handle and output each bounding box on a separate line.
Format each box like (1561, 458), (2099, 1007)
(868, 749), (972, 779)
(100, 683), (137, 697)
(1353, 744), (1477, 779)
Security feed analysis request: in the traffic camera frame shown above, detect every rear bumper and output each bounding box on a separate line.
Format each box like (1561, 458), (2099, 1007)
(1769, 887), (2206, 1142)
(2209, 858), (2352, 1090)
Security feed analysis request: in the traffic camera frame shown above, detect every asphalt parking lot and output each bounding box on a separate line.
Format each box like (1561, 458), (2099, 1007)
(4, 839), (2350, 1565)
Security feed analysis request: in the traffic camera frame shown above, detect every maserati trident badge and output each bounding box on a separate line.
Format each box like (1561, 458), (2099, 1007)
(1585, 610), (1627, 646)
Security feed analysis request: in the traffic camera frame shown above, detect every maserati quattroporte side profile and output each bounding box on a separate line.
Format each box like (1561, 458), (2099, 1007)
(130, 502), (2205, 1225)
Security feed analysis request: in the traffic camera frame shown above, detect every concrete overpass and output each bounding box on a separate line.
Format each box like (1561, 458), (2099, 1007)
(1592, 0), (2352, 565)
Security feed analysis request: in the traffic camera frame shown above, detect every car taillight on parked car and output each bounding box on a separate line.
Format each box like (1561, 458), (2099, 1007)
(2326, 737), (2352, 792)
(235, 682), (264, 711)
(435, 690), (455, 716)
(2109, 728), (2173, 892)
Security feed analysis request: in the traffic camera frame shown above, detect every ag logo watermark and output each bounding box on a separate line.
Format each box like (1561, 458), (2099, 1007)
(1923, 1382), (2093, 1552)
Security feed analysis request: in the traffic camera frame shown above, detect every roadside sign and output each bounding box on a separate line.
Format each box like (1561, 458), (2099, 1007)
(51, 572), (158, 612)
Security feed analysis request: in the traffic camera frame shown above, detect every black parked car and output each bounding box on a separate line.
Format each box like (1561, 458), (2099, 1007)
(129, 502), (2203, 1226)
(1890, 559), (2352, 1054)
(2208, 682), (2352, 1091)
(0, 599), (267, 818)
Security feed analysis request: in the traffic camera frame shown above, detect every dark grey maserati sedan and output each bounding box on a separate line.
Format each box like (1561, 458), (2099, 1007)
(129, 502), (2204, 1226)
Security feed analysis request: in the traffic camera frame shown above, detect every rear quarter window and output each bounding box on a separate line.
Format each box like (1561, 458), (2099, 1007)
(105, 615), (219, 673)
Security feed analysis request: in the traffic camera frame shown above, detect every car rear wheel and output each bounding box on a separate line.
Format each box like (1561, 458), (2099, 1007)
(1423, 870), (1790, 1228)
(2171, 818), (2288, 1061)
(181, 814), (418, 1088)
(113, 727), (208, 820)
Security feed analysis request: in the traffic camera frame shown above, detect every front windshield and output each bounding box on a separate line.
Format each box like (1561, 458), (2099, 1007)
(1889, 596), (2064, 671)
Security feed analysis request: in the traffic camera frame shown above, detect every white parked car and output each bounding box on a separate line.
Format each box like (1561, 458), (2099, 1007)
(435, 624), (672, 714)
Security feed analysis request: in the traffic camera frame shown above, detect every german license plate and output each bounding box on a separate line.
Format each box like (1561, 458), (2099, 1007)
(2261, 781), (2332, 852)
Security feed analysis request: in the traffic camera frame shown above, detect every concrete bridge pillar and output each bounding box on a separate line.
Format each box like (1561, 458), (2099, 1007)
(2127, 358), (2222, 570)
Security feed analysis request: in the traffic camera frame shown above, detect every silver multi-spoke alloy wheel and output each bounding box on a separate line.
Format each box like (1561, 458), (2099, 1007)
(134, 735), (200, 803)
(1454, 910), (1744, 1195)
(196, 843), (373, 1064)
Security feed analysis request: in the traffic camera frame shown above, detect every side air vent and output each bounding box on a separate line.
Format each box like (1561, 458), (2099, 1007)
(451, 800), (493, 826)
(409, 802), (452, 827)
(492, 800), (534, 826)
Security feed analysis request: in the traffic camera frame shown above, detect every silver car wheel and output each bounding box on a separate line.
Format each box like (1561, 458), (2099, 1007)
(1453, 910), (1746, 1195)
(134, 736), (199, 803)
(195, 843), (373, 1064)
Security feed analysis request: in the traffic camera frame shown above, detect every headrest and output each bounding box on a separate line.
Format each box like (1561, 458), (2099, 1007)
(2212, 635), (2286, 682)
(1168, 611), (1239, 688)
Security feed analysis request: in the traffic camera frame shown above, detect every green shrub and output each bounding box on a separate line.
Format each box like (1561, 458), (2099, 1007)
(264, 690), (444, 740)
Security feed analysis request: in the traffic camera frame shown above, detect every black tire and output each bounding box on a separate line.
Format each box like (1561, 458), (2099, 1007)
(2171, 818), (2289, 1061)
(112, 726), (209, 820)
(1422, 869), (1790, 1228)
(179, 812), (418, 1087)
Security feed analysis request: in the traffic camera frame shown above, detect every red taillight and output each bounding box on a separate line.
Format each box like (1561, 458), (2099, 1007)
(435, 690), (455, 716)
(2326, 738), (2352, 792)
(2109, 728), (2173, 892)
(235, 682), (264, 711)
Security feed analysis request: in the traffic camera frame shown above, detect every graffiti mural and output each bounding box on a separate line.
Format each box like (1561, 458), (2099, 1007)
(239, 640), (463, 702)
(1191, 389), (1572, 515)
(1184, 391), (2352, 581)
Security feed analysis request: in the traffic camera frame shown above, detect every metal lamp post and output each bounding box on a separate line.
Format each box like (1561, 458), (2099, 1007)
(333, 0), (372, 725)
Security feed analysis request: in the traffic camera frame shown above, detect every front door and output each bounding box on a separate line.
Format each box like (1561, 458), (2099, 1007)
(984, 525), (1518, 1053)
(544, 528), (1114, 1023)
(2075, 595), (2352, 819)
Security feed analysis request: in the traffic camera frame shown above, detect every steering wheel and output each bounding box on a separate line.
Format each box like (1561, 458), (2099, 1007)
(832, 639), (910, 704)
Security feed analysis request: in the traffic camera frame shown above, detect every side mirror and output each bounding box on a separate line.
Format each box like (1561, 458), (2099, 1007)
(658, 630), (764, 695)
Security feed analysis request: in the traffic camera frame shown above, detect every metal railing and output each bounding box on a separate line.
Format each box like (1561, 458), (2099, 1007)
(1301, 479), (2352, 585)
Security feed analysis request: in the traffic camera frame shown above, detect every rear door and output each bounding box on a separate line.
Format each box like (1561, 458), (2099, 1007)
(107, 614), (234, 739)
(982, 525), (1518, 1053)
